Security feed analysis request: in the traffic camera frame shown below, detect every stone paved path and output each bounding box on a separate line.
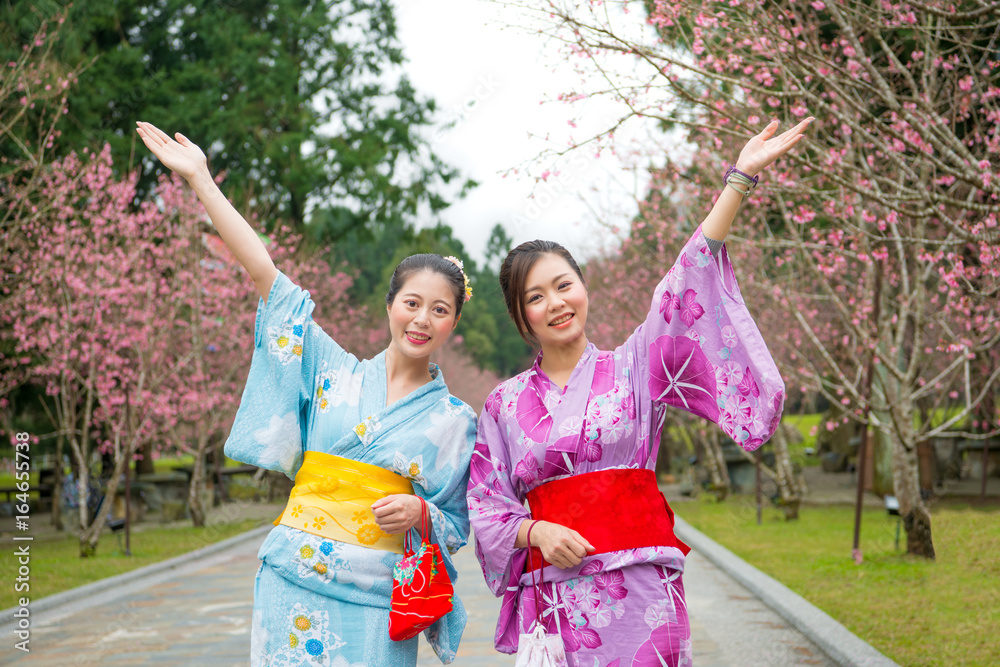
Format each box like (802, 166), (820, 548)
(3, 534), (833, 666)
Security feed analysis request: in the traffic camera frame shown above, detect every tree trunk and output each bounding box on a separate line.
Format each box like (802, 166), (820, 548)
(51, 432), (64, 531)
(888, 420), (935, 559)
(655, 428), (672, 479)
(700, 429), (730, 501)
(74, 450), (89, 543)
(188, 449), (206, 528)
(772, 425), (802, 520)
(79, 449), (129, 558)
(135, 440), (155, 475)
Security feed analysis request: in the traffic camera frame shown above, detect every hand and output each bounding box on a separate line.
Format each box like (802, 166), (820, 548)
(530, 520), (595, 569)
(135, 121), (209, 183)
(734, 117), (814, 177)
(371, 494), (425, 535)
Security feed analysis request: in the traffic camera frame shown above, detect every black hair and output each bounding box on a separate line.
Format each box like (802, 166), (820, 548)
(385, 254), (466, 319)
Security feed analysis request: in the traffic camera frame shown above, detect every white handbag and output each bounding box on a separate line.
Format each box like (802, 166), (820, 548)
(514, 522), (568, 667)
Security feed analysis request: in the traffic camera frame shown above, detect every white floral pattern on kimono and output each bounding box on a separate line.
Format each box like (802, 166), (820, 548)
(469, 228), (783, 666)
(228, 271), (477, 666)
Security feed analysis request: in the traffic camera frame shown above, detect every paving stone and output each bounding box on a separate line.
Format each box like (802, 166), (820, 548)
(4, 531), (837, 666)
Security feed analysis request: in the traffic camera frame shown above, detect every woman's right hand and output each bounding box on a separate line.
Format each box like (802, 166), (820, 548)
(529, 520), (595, 569)
(135, 121), (208, 183)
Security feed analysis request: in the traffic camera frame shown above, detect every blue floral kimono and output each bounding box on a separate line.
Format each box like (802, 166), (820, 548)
(224, 272), (478, 666)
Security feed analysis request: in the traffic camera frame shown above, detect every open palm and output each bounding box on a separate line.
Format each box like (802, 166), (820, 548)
(736, 117), (813, 176)
(135, 121), (207, 182)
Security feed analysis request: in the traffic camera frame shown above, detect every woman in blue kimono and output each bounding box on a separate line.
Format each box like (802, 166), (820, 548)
(136, 121), (477, 666)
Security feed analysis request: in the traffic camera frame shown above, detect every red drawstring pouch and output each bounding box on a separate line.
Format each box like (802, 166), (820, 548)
(388, 497), (454, 641)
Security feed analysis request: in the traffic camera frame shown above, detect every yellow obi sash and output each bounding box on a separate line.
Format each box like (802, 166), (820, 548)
(275, 451), (414, 554)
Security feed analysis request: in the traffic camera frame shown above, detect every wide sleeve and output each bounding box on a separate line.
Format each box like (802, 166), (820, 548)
(621, 227), (785, 451)
(466, 398), (532, 596)
(224, 271), (355, 477)
(410, 405), (478, 664)
(415, 404), (478, 573)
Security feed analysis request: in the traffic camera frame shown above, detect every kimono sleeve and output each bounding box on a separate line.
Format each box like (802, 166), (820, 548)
(621, 227), (786, 451)
(224, 271), (354, 477)
(410, 405), (477, 663)
(466, 399), (532, 596)
(416, 403), (478, 574)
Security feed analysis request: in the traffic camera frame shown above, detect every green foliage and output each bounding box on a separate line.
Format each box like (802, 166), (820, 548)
(1, 0), (465, 230)
(677, 497), (1000, 667)
(783, 412), (823, 467)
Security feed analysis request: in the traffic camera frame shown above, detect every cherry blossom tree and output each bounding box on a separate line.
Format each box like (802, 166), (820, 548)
(3, 145), (189, 556)
(0, 11), (85, 530)
(129, 174), (370, 528)
(517, 0), (1000, 556)
(3, 142), (370, 546)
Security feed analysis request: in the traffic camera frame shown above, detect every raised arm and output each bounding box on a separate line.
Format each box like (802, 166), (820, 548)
(135, 121), (278, 301)
(702, 117), (813, 242)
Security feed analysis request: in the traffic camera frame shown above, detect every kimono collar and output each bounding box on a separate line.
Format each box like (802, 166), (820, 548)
(531, 342), (598, 391)
(361, 350), (446, 418)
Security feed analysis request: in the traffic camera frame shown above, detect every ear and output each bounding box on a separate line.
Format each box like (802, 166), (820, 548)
(453, 314), (462, 329)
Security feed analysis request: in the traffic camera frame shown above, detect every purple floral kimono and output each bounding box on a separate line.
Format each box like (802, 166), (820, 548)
(468, 227), (785, 666)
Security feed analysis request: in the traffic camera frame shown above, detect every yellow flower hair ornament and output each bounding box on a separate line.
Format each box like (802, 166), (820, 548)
(443, 255), (473, 302)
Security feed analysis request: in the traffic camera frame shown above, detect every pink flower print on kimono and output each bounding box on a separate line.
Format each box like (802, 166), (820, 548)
(677, 290), (706, 327)
(715, 361), (744, 389)
(648, 334), (719, 423)
(484, 390), (503, 422)
(516, 384), (553, 443)
(542, 431), (586, 477)
(634, 628), (693, 667)
(513, 447), (539, 485)
(553, 582), (604, 652)
(661, 288), (706, 328)
(737, 365), (760, 398)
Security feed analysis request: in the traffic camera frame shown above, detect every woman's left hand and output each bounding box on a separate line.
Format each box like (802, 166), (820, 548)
(734, 116), (814, 177)
(371, 494), (426, 535)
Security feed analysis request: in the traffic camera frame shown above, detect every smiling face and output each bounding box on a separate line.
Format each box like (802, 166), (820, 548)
(385, 269), (458, 360)
(522, 253), (589, 348)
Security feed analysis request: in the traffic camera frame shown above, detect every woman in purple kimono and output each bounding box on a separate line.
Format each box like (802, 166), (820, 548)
(468, 118), (813, 666)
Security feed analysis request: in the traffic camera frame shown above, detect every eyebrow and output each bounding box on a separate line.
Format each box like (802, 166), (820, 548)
(402, 293), (451, 307)
(524, 273), (570, 295)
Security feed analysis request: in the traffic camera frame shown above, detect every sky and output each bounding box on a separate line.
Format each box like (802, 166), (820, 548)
(391, 0), (652, 265)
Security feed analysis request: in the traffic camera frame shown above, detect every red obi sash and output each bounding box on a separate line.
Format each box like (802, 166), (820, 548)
(526, 468), (690, 571)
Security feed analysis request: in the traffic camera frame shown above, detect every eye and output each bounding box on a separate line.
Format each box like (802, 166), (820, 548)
(527, 294), (541, 303)
(434, 306), (448, 315)
(558, 281), (572, 290)
(405, 300), (418, 308)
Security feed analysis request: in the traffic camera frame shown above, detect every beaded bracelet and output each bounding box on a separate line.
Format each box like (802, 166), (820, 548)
(724, 165), (759, 197)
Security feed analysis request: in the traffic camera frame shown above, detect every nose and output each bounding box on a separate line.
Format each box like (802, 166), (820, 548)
(412, 307), (430, 327)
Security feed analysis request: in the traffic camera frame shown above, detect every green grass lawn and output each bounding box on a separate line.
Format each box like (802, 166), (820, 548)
(675, 497), (1000, 667)
(782, 412), (823, 466)
(0, 517), (263, 611)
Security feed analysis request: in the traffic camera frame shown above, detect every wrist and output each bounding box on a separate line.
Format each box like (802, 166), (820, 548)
(733, 161), (758, 178)
(525, 519), (543, 547)
(186, 166), (216, 193)
(725, 164), (758, 197)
